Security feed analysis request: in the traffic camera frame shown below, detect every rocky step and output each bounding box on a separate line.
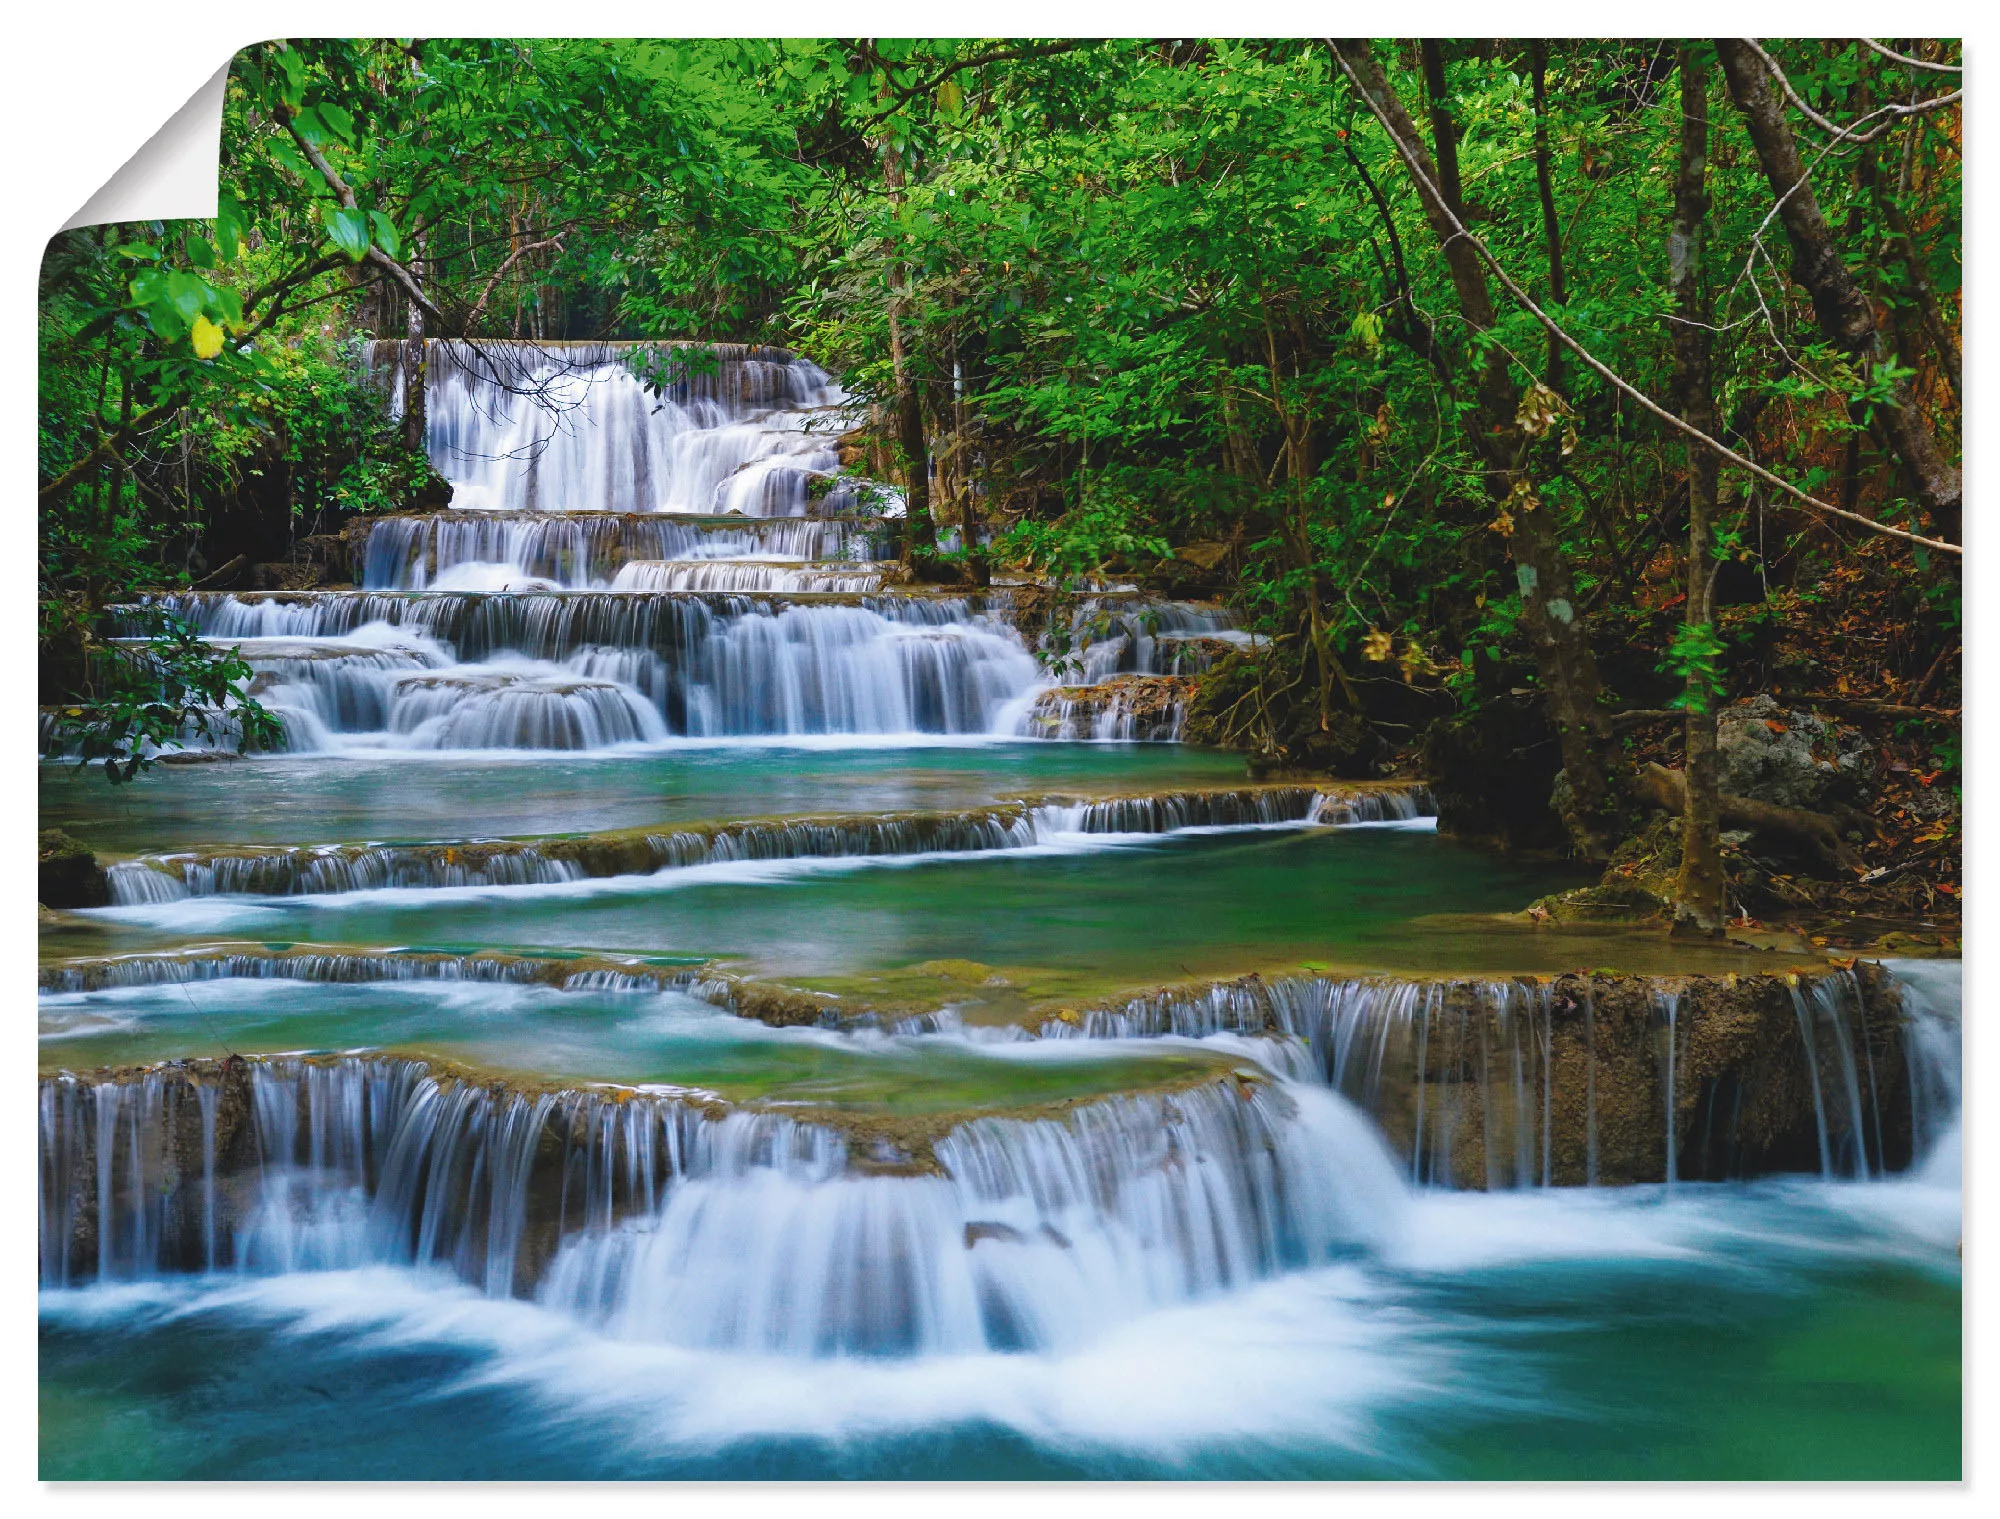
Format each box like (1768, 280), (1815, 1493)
(1021, 674), (1199, 741)
(38, 944), (1946, 1192)
(39, 1049), (1269, 1307)
(349, 509), (899, 591)
(95, 783), (1433, 902)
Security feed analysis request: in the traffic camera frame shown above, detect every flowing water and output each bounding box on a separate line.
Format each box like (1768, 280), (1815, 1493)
(40, 338), (1960, 1479)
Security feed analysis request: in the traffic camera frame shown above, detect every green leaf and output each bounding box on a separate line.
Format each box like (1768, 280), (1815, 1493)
(315, 101), (356, 144)
(163, 270), (209, 324)
(272, 48), (307, 109)
(214, 195), (248, 260)
(367, 211), (403, 260)
(292, 105), (333, 147)
(321, 206), (372, 261)
(145, 302), (186, 343)
(267, 136), (310, 181)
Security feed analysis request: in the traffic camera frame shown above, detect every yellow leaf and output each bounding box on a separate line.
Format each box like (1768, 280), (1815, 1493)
(191, 315), (225, 360)
(1361, 629), (1394, 662)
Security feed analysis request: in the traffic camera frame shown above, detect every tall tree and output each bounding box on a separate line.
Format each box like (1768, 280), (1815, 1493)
(1669, 45), (1725, 936)
(1714, 38), (1962, 543)
(1331, 38), (1630, 861)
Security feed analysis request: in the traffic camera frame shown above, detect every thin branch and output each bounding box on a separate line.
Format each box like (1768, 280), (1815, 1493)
(1742, 38), (1962, 146)
(463, 237), (564, 328)
(850, 40), (1090, 132)
(277, 106), (449, 325)
(1327, 41), (1961, 558)
(1859, 38), (1961, 74)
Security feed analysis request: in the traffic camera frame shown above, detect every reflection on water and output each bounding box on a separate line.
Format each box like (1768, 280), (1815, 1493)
(41, 743), (1249, 855)
(57, 827), (1614, 989)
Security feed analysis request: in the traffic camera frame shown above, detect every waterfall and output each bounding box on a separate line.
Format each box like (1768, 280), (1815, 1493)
(40, 948), (704, 994)
(1062, 601), (1245, 680)
(1036, 964), (1934, 1188)
(355, 513), (892, 591)
(120, 590), (1044, 748)
(40, 1056), (1406, 1357)
(373, 340), (849, 515)
(611, 561), (889, 594)
(1020, 676), (1193, 741)
(85, 341), (1298, 755)
(1657, 989), (1681, 1189)
(94, 787), (1437, 904)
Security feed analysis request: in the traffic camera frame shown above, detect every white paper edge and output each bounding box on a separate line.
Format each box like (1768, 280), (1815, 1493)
(61, 61), (229, 231)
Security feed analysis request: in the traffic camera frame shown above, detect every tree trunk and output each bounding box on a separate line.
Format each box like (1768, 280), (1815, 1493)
(1529, 41), (1568, 386)
(876, 122), (939, 567)
(887, 300), (936, 563)
(401, 288), (427, 456)
(1714, 39), (1961, 543)
(1669, 46), (1727, 938)
(1335, 38), (1629, 861)
(1638, 764), (1860, 875)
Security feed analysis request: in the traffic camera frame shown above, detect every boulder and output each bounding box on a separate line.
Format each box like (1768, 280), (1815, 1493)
(1718, 695), (1876, 811)
(38, 829), (109, 909)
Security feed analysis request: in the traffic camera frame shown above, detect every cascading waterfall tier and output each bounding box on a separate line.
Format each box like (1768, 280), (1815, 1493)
(1021, 674), (1199, 741)
(39, 950), (1947, 1194)
(97, 784), (1435, 903)
(368, 339), (857, 516)
(353, 512), (894, 592)
(38, 1053), (1403, 1357)
(39, 946), (707, 996)
(1062, 600), (1253, 680)
(610, 560), (890, 594)
(1033, 963), (1940, 1188)
(113, 588), (1042, 747)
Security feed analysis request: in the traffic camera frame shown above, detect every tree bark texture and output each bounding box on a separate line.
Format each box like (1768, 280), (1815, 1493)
(1669, 47), (1727, 937)
(1714, 39), (1961, 543)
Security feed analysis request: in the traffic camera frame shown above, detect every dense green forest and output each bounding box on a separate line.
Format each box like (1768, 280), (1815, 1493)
(38, 37), (1962, 938)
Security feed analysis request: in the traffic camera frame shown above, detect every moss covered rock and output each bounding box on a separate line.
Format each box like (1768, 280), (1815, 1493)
(38, 830), (109, 909)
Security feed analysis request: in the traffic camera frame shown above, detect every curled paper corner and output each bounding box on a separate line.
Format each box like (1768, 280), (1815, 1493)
(61, 59), (231, 231)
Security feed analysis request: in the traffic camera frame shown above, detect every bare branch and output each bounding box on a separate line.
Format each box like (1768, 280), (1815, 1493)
(850, 39), (1091, 132)
(463, 238), (564, 328)
(1859, 37), (1961, 74)
(1742, 38), (1962, 146)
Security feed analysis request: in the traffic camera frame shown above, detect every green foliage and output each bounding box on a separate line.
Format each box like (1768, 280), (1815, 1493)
(36, 36), (1961, 773)
(1658, 621), (1731, 714)
(48, 613), (283, 783)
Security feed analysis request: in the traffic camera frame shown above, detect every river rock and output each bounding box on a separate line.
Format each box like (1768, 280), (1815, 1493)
(38, 829), (109, 909)
(1717, 695), (1876, 810)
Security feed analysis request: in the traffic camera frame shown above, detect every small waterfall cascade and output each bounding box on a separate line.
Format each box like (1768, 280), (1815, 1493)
(1038, 963), (1948, 1189)
(82, 339), (1283, 753)
(39, 948), (705, 995)
(370, 340), (852, 516)
(95, 785), (1435, 904)
(116, 589), (1041, 749)
(355, 513), (893, 592)
(39, 1055), (1406, 1356)
(1062, 599), (1251, 680)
